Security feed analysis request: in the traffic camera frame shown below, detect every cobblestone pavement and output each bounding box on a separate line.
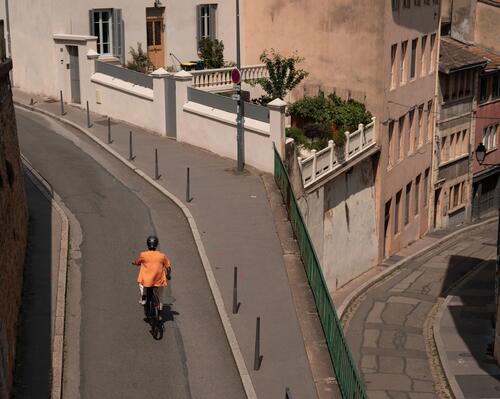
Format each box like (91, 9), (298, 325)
(344, 223), (497, 399)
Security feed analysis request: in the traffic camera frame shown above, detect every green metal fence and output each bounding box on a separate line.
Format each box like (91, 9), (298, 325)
(274, 145), (367, 399)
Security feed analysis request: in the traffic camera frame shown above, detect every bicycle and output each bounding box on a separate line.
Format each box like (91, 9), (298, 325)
(143, 286), (164, 340)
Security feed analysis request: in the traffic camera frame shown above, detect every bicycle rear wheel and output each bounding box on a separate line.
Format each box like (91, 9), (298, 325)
(151, 305), (163, 340)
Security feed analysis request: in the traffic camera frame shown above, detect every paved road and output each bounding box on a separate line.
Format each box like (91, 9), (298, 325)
(344, 223), (497, 399)
(16, 108), (246, 399)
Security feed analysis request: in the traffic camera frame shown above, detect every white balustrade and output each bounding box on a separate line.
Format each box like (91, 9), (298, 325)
(298, 118), (378, 188)
(191, 64), (268, 89)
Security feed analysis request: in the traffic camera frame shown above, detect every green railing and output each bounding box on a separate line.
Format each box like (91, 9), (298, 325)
(274, 145), (367, 399)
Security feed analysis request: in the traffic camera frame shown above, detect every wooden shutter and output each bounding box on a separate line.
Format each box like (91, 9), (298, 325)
(209, 4), (217, 40)
(196, 5), (202, 49)
(89, 9), (95, 35)
(112, 8), (124, 64)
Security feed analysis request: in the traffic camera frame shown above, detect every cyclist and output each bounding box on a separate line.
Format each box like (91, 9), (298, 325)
(133, 235), (171, 313)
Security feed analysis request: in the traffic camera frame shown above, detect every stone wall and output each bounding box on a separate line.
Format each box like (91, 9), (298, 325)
(0, 59), (28, 397)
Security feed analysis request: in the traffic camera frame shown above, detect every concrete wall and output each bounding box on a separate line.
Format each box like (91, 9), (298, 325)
(298, 157), (378, 291)
(0, 59), (28, 397)
(475, 1), (500, 52)
(8, 0), (236, 97)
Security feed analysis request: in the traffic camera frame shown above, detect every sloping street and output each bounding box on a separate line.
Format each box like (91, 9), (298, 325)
(344, 223), (497, 399)
(16, 108), (246, 399)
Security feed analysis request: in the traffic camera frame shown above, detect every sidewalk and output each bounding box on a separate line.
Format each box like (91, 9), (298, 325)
(13, 171), (63, 398)
(435, 259), (500, 399)
(14, 89), (319, 398)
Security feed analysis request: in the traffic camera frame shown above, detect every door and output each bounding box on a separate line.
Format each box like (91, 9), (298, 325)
(433, 188), (441, 229)
(383, 200), (391, 258)
(68, 46), (81, 104)
(146, 8), (165, 69)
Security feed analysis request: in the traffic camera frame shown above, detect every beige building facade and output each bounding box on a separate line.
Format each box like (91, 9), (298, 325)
(7, 0), (237, 98)
(245, 0), (440, 263)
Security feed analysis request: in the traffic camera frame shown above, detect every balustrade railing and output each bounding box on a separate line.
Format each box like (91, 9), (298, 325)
(299, 117), (377, 188)
(191, 64), (268, 89)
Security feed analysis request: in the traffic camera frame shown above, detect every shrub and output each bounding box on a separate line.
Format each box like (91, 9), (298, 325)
(288, 91), (372, 147)
(126, 43), (152, 73)
(198, 38), (225, 69)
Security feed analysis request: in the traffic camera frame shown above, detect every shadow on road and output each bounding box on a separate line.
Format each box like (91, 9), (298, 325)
(12, 172), (54, 398)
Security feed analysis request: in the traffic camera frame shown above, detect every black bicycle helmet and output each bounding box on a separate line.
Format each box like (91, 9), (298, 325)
(147, 235), (159, 250)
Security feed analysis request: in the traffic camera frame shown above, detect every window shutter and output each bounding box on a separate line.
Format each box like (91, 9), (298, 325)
(196, 5), (202, 49)
(89, 9), (95, 35)
(112, 8), (124, 64)
(209, 4), (217, 40)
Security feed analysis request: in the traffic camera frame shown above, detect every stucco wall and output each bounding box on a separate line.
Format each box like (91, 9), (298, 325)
(474, 100), (500, 174)
(8, 0), (236, 97)
(0, 60), (28, 396)
(299, 158), (378, 291)
(451, 0), (477, 43)
(475, 1), (500, 52)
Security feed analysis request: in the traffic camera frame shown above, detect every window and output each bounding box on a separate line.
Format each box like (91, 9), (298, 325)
(409, 109), (415, 153)
(451, 183), (460, 208)
(417, 105), (424, 146)
(391, 44), (398, 89)
(461, 129), (468, 155)
(460, 182), (466, 204)
(395, 190), (402, 233)
(415, 175), (421, 215)
(484, 124), (499, 151)
(411, 39), (417, 80)
(464, 70), (472, 96)
(405, 182), (412, 225)
(89, 9), (123, 60)
(404, 0), (411, 8)
(441, 136), (448, 162)
(197, 4), (217, 43)
(388, 121), (395, 167)
(0, 19), (5, 61)
(430, 34), (436, 73)
(493, 73), (500, 99)
(480, 76), (488, 103)
(449, 133), (455, 160)
(415, 0), (421, 4)
(458, 71), (464, 97)
(450, 74), (456, 99)
(427, 100), (433, 141)
(423, 169), (429, 207)
(421, 36), (427, 76)
(392, 0), (400, 11)
(398, 116), (405, 160)
(401, 41), (408, 84)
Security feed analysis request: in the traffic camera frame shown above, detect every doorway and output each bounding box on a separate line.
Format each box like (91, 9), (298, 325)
(146, 8), (165, 69)
(67, 46), (81, 104)
(384, 199), (391, 258)
(433, 188), (441, 229)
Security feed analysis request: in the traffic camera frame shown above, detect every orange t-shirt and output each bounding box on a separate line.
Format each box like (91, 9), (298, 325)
(135, 250), (171, 287)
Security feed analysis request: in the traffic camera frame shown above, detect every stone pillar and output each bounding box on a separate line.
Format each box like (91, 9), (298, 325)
(267, 98), (287, 159)
(173, 70), (193, 143)
(151, 67), (171, 137)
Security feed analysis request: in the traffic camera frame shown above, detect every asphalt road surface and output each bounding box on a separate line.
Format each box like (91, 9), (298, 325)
(16, 108), (246, 399)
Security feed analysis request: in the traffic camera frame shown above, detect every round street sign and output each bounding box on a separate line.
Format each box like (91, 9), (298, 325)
(231, 68), (241, 84)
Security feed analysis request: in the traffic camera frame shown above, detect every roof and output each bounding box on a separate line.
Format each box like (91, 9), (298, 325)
(439, 37), (488, 74)
(463, 44), (500, 73)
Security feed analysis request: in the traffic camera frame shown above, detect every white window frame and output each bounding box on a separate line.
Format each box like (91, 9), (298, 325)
(401, 41), (408, 85)
(93, 10), (113, 55)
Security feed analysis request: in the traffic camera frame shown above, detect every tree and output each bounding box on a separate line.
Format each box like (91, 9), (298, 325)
(253, 49), (309, 105)
(198, 38), (225, 69)
(126, 43), (152, 73)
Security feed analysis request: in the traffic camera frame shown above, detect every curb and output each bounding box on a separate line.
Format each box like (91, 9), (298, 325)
(432, 259), (492, 399)
(337, 218), (497, 320)
(15, 102), (257, 399)
(21, 154), (70, 399)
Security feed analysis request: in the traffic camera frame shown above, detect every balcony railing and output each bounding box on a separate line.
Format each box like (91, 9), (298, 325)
(191, 64), (268, 89)
(299, 117), (377, 188)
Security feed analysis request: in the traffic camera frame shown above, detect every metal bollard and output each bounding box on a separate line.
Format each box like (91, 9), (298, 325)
(107, 117), (113, 144)
(129, 131), (135, 161)
(60, 90), (65, 115)
(186, 167), (192, 203)
(285, 388), (294, 399)
(154, 148), (161, 180)
(232, 267), (240, 314)
(254, 317), (262, 370)
(86, 101), (91, 128)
